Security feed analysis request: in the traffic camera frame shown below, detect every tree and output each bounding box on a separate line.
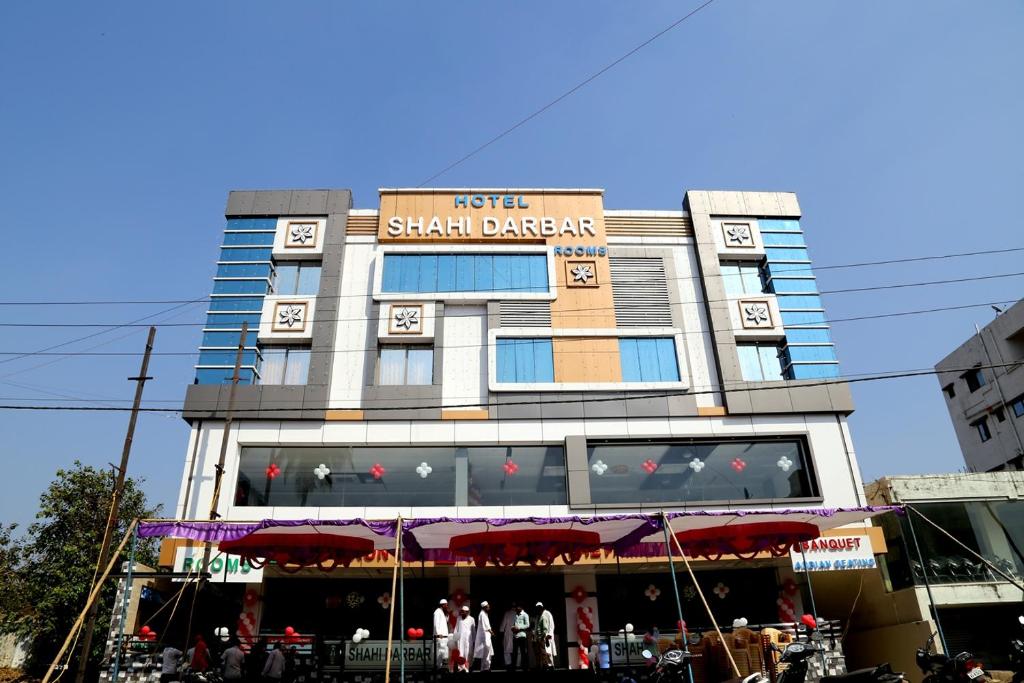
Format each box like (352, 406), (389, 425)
(0, 461), (161, 677)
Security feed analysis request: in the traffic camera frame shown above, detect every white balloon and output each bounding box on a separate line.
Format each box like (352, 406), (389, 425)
(625, 623), (634, 633)
(352, 634), (362, 643)
(360, 628), (370, 638)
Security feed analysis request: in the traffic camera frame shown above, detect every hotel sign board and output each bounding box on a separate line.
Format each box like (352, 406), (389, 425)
(344, 639), (433, 670)
(790, 535), (876, 572)
(173, 547), (263, 583)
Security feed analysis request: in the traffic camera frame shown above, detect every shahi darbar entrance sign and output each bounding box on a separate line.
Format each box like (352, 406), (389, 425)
(385, 194), (599, 239)
(790, 535), (876, 572)
(344, 640), (433, 670)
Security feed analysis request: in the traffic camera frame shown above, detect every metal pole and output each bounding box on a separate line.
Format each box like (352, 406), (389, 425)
(111, 526), (139, 683)
(399, 518), (405, 683)
(660, 513), (695, 683)
(906, 509), (949, 654)
(202, 323), (248, 571)
(74, 327), (156, 683)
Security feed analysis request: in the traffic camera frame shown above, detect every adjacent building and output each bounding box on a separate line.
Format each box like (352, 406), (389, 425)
(935, 300), (1024, 472)
(135, 188), (884, 678)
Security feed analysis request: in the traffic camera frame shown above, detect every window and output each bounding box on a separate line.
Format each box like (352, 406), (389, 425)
(1012, 397), (1024, 419)
(587, 438), (816, 505)
(496, 338), (554, 383)
(994, 407), (1006, 423)
(964, 368), (986, 393)
(943, 384), (956, 399)
(273, 261), (321, 296)
(381, 254), (548, 294)
(972, 417), (992, 442)
(720, 261), (765, 296)
(619, 338), (680, 382)
(259, 347), (311, 385)
(378, 346), (433, 385)
(737, 344), (784, 381)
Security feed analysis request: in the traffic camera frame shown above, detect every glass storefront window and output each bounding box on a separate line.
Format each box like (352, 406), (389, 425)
(586, 439), (815, 505)
(235, 445), (567, 508)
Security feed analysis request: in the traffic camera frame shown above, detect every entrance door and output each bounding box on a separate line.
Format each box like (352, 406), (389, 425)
(471, 573), (566, 670)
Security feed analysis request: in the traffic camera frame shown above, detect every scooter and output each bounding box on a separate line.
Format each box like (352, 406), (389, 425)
(641, 647), (698, 683)
(775, 628), (903, 683)
(916, 632), (987, 683)
(1009, 615), (1024, 683)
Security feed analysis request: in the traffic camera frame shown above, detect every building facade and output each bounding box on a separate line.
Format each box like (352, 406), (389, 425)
(935, 299), (1024, 472)
(154, 188), (877, 677)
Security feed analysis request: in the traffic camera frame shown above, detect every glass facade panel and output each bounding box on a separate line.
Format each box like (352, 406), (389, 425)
(198, 350), (259, 366)
(377, 346), (433, 385)
(786, 345), (838, 363)
(720, 262), (765, 296)
(784, 328), (833, 344)
(758, 219), (802, 232)
(781, 311), (829, 326)
(760, 232), (806, 247)
(204, 313), (262, 328)
(496, 338), (554, 383)
(406, 348), (433, 385)
(209, 297), (264, 312)
(222, 232), (276, 246)
(282, 349), (310, 384)
(296, 265), (321, 295)
(273, 262), (321, 296)
(587, 439), (816, 505)
(788, 364), (840, 379)
(769, 278), (819, 294)
(381, 254), (548, 294)
(737, 344), (783, 381)
(220, 248), (273, 261)
(619, 338), (680, 382)
(195, 368), (257, 384)
(201, 331), (242, 347)
(765, 247), (811, 262)
(212, 280), (270, 295)
(234, 445), (568, 508)
(226, 218), (278, 230)
(776, 294), (824, 310)
(216, 263), (272, 278)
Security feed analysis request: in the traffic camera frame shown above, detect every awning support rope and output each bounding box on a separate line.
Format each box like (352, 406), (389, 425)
(384, 517), (403, 683)
(660, 512), (696, 683)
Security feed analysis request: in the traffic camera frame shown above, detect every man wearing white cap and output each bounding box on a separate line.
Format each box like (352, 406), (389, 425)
(433, 599), (450, 669)
(452, 605), (476, 672)
(474, 601), (494, 671)
(533, 602), (556, 669)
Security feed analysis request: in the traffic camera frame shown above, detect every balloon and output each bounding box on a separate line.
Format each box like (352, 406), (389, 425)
(352, 634), (362, 644)
(284, 626), (295, 636)
(416, 628), (424, 639)
(800, 614), (817, 630)
(360, 629), (370, 638)
(140, 625), (151, 635)
(148, 632), (157, 641)
(407, 628), (417, 639)
(625, 623), (634, 633)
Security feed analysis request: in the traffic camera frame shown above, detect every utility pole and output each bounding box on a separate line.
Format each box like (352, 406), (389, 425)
(73, 326), (156, 683)
(201, 323), (248, 574)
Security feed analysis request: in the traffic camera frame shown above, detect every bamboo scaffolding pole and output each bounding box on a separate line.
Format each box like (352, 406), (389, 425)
(43, 520), (138, 683)
(662, 516), (740, 678)
(384, 517), (403, 683)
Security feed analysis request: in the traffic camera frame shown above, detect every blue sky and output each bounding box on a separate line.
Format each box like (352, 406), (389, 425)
(1, 1), (1021, 529)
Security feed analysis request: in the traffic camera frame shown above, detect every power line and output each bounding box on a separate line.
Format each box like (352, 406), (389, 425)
(0, 298), (1014, 359)
(0, 361), (1017, 414)
(415, 0), (722, 186)
(3, 245), (1023, 307)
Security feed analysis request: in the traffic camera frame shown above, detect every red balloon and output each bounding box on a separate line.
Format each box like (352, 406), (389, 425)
(140, 625), (151, 634)
(407, 627), (417, 639)
(284, 626), (295, 636)
(416, 628), (424, 639)
(147, 632), (157, 641)
(800, 614), (817, 630)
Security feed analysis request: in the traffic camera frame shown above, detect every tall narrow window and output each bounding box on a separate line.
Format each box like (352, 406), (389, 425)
(378, 346), (433, 385)
(964, 368), (986, 393)
(273, 261), (321, 296)
(737, 344), (784, 382)
(619, 338), (680, 382)
(259, 347), (311, 385)
(971, 417), (992, 443)
(720, 260), (766, 296)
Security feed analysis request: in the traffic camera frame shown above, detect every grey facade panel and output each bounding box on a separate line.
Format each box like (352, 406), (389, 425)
(288, 190), (330, 215)
(490, 393), (543, 420)
(225, 191), (256, 216)
(250, 191), (292, 216)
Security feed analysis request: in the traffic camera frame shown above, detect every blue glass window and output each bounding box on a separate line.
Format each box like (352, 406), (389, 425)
(758, 219), (801, 232)
(768, 277), (819, 294)
(760, 232), (806, 247)
(212, 280), (270, 295)
(201, 331), (243, 347)
(766, 263), (814, 277)
(776, 294), (824, 310)
(619, 338), (680, 382)
(737, 344), (784, 381)
(216, 263), (272, 278)
(786, 345), (838, 363)
(204, 313), (262, 328)
(222, 232), (276, 246)
(220, 248), (273, 261)
(1011, 397), (1024, 419)
(195, 368), (257, 385)
(260, 347), (312, 385)
(226, 218), (278, 230)
(273, 262), (321, 295)
(381, 254), (548, 294)
(721, 261), (765, 296)
(765, 247), (811, 262)
(198, 350), (259, 366)
(209, 297), (264, 312)
(496, 338), (554, 382)
(781, 311), (829, 326)
(788, 364), (840, 380)
(784, 328), (833, 344)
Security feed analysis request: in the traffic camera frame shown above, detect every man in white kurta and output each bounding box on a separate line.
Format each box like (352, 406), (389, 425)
(533, 602), (556, 669)
(474, 601), (494, 671)
(432, 599), (450, 669)
(499, 603), (517, 667)
(453, 605), (476, 672)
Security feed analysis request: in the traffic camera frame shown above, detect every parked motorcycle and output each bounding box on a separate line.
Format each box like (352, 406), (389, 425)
(916, 632), (987, 683)
(774, 629), (903, 683)
(642, 647), (697, 683)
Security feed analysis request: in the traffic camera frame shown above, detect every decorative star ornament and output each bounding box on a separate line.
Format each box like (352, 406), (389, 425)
(290, 223), (315, 244)
(278, 305), (304, 328)
(726, 225), (752, 244)
(743, 303), (770, 325)
(571, 264), (594, 283)
(394, 307), (420, 330)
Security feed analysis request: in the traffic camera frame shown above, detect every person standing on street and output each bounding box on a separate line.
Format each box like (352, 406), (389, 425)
(160, 645), (183, 683)
(533, 602), (556, 670)
(433, 598), (450, 670)
(510, 604), (530, 672)
(452, 604), (476, 673)
(221, 638), (246, 681)
(262, 643), (285, 683)
(474, 601), (494, 671)
(499, 602), (517, 669)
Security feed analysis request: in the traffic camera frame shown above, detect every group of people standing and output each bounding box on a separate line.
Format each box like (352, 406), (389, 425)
(159, 637), (290, 683)
(432, 599), (557, 673)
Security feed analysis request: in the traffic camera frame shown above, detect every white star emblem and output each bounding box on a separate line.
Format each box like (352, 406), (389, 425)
(743, 303), (769, 325)
(394, 307), (419, 330)
(726, 225), (752, 244)
(278, 305), (304, 328)
(289, 223), (315, 245)
(571, 264), (594, 283)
